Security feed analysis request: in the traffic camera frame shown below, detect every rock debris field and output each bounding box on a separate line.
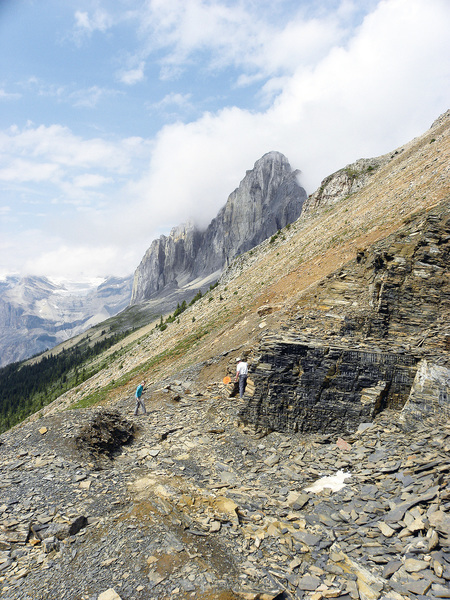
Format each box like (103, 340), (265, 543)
(1, 374), (449, 600)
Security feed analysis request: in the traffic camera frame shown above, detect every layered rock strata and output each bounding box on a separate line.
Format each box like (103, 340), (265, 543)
(241, 339), (417, 435)
(240, 199), (450, 435)
(131, 151), (306, 304)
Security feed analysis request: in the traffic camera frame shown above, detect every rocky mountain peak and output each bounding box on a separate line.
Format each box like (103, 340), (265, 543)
(130, 151), (306, 305)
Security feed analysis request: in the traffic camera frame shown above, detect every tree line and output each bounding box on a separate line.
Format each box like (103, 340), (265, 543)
(0, 331), (129, 434)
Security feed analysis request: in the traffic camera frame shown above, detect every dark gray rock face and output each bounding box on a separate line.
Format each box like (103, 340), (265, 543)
(240, 340), (417, 435)
(240, 199), (450, 436)
(131, 151), (306, 304)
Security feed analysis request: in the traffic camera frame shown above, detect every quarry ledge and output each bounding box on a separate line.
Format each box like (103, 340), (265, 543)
(239, 337), (448, 437)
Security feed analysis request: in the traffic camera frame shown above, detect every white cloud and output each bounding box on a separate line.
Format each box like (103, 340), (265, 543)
(152, 92), (192, 110)
(72, 174), (113, 188)
(0, 89), (21, 100)
(2, 0), (449, 282)
(69, 85), (118, 108)
(131, 0), (355, 83)
(0, 124), (149, 175)
(23, 77), (119, 109)
(74, 9), (113, 35)
(147, 92), (194, 120)
(23, 244), (128, 279)
(0, 159), (61, 183)
(127, 0), (450, 222)
(118, 62), (146, 85)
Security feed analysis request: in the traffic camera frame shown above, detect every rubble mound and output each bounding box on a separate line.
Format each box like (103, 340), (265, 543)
(75, 409), (135, 459)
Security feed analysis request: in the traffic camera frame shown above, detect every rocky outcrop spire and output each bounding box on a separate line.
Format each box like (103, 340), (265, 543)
(130, 151), (306, 304)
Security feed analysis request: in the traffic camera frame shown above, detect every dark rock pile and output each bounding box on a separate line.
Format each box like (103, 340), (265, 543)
(75, 410), (136, 461)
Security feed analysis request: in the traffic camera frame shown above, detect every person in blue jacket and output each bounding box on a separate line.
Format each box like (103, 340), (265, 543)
(134, 381), (146, 415)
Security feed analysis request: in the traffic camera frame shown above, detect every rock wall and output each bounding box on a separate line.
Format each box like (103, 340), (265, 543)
(131, 151), (306, 304)
(302, 155), (390, 213)
(240, 338), (417, 435)
(240, 199), (450, 435)
(400, 360), (450, 427)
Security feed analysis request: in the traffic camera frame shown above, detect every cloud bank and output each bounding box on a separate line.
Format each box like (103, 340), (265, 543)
(1, 0), (449, 281)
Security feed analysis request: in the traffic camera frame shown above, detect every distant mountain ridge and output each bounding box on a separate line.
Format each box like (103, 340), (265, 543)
(0, 275), (132, 366)
(131, 151), (306, 304)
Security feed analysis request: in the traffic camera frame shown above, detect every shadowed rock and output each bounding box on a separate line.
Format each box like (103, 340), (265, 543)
(75, 409), (135, 459)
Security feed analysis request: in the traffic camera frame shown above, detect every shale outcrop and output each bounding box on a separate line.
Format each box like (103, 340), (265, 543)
(240, 199), (450, 436)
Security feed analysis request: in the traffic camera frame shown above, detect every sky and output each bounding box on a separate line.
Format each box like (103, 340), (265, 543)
(0, 0), (449, 284)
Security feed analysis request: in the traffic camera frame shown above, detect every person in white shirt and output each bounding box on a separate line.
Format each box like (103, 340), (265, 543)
(235, 358), (248, 399)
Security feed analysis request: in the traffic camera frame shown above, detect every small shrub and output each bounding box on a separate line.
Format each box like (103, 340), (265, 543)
(189, 290), (203, 306)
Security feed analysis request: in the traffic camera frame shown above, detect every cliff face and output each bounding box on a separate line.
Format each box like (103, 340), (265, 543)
(130, 151), (306, 304)
(240, 198), (450, 435)
(302, 155), (391, 213)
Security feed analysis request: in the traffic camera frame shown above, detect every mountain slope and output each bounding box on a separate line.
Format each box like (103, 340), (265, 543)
(30, 110), (450, 419)
(0, 111), (449, 600)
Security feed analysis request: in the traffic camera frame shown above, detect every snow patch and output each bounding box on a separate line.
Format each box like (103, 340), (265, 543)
(304, 470), (351, 494)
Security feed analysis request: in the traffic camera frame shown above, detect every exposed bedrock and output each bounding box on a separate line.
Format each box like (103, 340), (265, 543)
(240, 339), (417, 435)
(240, 199), (450, 435)
(131, 151), (306, 304)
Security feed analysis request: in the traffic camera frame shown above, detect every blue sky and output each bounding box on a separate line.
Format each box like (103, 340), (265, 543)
(0, 0), (449, 283)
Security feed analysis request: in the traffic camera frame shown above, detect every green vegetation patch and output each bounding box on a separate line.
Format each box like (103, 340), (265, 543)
(72, 325), (211, 410)
(0, 331), (130, 433)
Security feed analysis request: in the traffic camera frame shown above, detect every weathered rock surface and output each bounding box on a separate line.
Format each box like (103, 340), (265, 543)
(302, 155), (391, 214)
(241, 340), (416, 435)
(130, 151), (306, 304)
(1, 377), (449, 600)
(400, 360), (450, 428)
